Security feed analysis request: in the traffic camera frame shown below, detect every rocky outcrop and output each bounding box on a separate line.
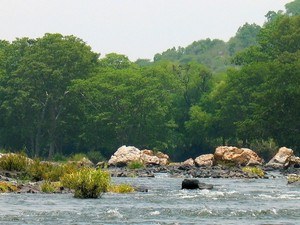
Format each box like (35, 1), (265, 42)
(108, 146), (169, 167)
(266, 147), (296, 169)
(214, 146), (263, 166)
(108, 146), (141, 166)
(195, 154), (214, 167)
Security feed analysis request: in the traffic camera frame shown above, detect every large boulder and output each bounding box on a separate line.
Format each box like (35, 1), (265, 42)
(214, 146), (263, 166)
(195, 154), (214, 167)
(182, 158), (195, 167)
(140, 150), (160, 165)
(108, 146), (141, 166)
(108, 146), (170, 167)
(156, 151), (170, 166)
(266, 147), (295, 169)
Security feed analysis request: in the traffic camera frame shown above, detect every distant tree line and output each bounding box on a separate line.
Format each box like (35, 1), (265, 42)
(0, 1), (299, 160)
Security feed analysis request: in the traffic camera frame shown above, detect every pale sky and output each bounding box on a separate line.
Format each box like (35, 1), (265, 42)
(0, 0), (292, 60)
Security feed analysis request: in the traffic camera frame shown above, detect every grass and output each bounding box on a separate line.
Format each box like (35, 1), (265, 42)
(127, 160), (144, 169)
(287, 174), (300, 184)
(0, 181), (18, 193)
(108, 183), (134, 193)
(242, 166), (265, 177)
(40, 181), (62, 193)
(60, 167), (110, 198)
(0, 153), (29, 172)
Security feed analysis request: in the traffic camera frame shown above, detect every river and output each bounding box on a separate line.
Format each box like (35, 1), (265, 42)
(0, 173), (299, 225)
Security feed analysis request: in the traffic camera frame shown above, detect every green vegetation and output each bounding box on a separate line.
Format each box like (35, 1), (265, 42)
(0, 181), (18, 193)
(40, 181), (61, 193)
(60, 168), (110, 198)
(0, 153), (29, 171)
(108, 183), (135, 193)
(242, 166), (265, 178)
(127, 161), (145, 170)
(0, 1), (299, 161)
(287, 174), (300, 184)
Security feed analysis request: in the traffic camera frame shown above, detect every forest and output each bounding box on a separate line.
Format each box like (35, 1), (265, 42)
(0, 0), (299, 161)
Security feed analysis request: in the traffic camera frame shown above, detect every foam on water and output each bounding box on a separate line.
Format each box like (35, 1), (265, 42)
(0, 177), (299, 225)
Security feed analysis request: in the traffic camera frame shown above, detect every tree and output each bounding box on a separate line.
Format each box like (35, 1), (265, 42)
(285, 0), (300, 16)
(0, 34), (99, 158)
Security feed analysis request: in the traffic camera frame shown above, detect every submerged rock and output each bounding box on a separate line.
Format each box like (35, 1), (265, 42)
(181, 179), (213, 190)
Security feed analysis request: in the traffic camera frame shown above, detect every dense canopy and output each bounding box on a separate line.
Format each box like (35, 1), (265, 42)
(0, 1), (299, 160)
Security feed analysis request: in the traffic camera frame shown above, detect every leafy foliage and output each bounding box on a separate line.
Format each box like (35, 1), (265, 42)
(0, 153), (29, 171)
(60, 168), (110, 198)
(242, 166), (265, 178)
(108, 183), (135, 193)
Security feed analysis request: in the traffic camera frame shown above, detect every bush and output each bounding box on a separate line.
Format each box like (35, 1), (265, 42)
(0, 153), (29, 172)
(0, 181), (18, 193)
(26, 160), (79, 182)
(68, 153), (87, 162)
(108, 183), (134, 193)
(60, 168), (110, 198)
(287, 174), (300, 184)
(127, 161), (144, 169)
(86, 150), (105, 164)
(40, 181), (62, 193)
(242, 166), (265, 177)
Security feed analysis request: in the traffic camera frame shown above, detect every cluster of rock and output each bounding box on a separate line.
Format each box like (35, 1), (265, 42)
(106, 145), (299, 179)
(183, 146), (263, 168)
(108, 145), (169, 167)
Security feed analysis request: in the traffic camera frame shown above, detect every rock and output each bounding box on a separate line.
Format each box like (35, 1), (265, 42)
(156, 151), (170, 166)
(77, 157), (94, 167)
(133, 186), (149, 192)
(195, 154), (214, 167)
(266, 147), (294, 169)
(289, 156), (300, 168)
(182, 158), (195, 167)
(108, 146), (170, 167)
(181, 179), (213, 190)
(214, 146), (263, 166)
(198, 183), (213, 190)
(287, 174), (300, 185)
(182, 179), (200, 189)
(108, 146), (141, 166)
(141, 150), (160, 165)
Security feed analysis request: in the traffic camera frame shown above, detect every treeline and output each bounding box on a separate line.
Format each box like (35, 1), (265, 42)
(0, 1), (299, 160)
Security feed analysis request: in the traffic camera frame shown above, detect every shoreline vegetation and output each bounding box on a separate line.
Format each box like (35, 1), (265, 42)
(0, 145), (299, 198)
(0, 1), (299, 163)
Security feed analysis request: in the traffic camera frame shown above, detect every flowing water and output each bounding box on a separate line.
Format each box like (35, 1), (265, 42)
(0, 173), (299, 225)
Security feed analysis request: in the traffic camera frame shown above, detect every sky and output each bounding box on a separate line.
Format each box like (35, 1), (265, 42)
(0, 0), (293, 60)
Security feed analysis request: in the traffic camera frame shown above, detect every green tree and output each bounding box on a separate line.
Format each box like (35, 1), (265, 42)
(286, 0), (300, 16)
(0, 34), (98, 158)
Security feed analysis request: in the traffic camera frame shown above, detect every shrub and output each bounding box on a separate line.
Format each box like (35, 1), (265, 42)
(108, 183), (134, 193)
(68, 153), (87, 162)
(127, 161), (144, 170)
(0, 181), (18, 193)
(52, 153), (67, 162)
(242, 166), (265, 177)
(0, 153), (29, 172)
(60, 168), (110, 198)
(86, 150), (105, 164)
(40, 181), (62, 193)
(26, 160), (79, 182)
(287, 174), (300, 184)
